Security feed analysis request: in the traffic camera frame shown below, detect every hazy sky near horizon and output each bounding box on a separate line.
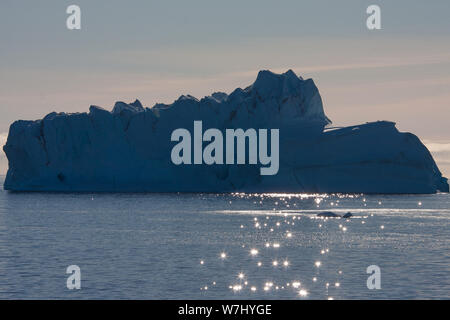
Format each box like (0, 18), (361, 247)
(0, 0), (449, 176)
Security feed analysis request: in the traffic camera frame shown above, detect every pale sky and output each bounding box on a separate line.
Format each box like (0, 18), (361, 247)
(0, 0), (449, 176)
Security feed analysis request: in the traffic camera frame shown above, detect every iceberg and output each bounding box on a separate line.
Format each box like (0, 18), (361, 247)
(3, 70), (449, 193)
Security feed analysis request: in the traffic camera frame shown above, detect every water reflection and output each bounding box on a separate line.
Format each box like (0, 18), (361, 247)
(195, 192), (408, 299)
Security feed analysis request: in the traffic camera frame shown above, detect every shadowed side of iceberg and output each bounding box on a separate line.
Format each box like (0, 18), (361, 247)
(286, 121), (449, 193)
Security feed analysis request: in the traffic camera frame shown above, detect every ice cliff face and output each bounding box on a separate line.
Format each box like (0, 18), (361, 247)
(3, 70), (449, 193)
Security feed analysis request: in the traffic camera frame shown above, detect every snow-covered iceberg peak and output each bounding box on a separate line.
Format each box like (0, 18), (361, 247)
(2, 70), (448, 193)
(112, 100), (144, 114)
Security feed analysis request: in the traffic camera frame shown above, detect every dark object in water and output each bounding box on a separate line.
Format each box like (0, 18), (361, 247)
(342, 212), (353, 219)
(317, 211), (340, 218)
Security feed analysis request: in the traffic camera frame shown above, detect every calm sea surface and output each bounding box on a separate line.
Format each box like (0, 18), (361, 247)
(0, 175), (449, 299)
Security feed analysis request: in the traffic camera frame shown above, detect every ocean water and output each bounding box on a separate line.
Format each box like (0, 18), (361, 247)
(0, 175), (449, 300)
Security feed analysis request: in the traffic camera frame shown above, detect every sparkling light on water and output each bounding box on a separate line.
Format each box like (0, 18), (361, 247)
(232, 285), (242, 292)
(299, 289), (308, 297)
(194, 193), (402, 299)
